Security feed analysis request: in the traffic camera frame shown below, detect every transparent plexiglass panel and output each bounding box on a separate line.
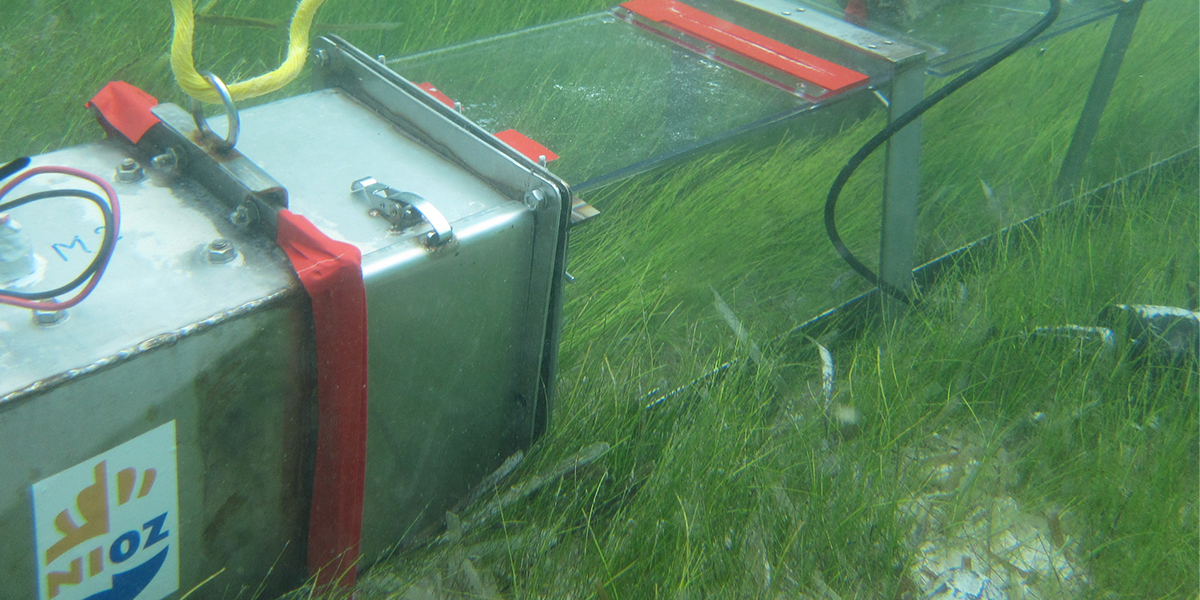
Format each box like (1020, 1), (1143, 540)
(387, 6), (895, 393)
(908, 0), (1197, 265)
(780, 0), (1124, 75)
(388, 12), (808, 188)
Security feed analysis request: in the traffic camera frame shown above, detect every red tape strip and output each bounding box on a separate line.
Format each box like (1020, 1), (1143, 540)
(417, 82), (457, 109)
(277, 210), (368, 589)
(621, 0), (868, 95)
(495, 129), (559, 163)
(85, 81), (161, 144)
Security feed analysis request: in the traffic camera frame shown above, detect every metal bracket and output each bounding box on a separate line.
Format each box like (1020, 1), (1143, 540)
(139, 103), (288, 235)
(351, 177), (454, 247)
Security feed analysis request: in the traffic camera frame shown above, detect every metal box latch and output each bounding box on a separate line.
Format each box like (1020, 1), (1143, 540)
(351, 177), (454, 247)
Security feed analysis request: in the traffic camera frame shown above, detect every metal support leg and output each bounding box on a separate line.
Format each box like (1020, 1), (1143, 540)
(878, 56), (926, 304)
(1055, 0), (1146, 196)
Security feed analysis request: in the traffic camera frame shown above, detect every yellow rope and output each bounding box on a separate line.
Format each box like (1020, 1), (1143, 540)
(170, 0), (327, 103)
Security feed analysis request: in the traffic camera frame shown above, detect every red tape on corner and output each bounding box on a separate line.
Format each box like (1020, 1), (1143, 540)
(85, 81), (161, 144)
(276, 210), (368, 589)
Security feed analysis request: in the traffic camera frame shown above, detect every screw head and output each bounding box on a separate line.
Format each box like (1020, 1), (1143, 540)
(313, 49), (329, 66)
(32, 303), (67, 326)
(206, 239), (237, 264)
(229, 205), (252, 228)
(150, 149), (178, 172)
(115, 158), (144, 183)
(524, 188), (546, 211)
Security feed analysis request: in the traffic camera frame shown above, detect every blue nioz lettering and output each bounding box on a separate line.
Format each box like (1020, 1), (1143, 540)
(142, 512), (169, 549)
(110, 531), (140, 563)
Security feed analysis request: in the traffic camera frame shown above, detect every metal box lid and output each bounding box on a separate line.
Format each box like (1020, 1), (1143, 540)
(0, 142), (296, 404)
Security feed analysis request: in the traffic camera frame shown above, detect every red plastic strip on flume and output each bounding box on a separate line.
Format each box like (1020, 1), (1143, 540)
(620, 0), (868, 95)
(85, 81), (161, 144)
(844, 0), (869, 22)
(417, 82), (457, 109)
(495, 129), (560, 162)
(276, 210), (368, 589)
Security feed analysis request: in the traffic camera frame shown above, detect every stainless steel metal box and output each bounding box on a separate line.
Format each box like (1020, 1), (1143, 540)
(0, 36), (569, 598)
(0, 139), (316, 599)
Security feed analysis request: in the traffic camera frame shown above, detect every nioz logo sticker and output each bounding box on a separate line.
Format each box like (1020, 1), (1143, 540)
(31, 421), (180, 600)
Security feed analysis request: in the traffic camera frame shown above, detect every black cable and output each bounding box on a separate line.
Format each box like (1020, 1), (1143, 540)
(0, 189), (116, 300)
(0, 157), (30, 182)
(825, 0), (1062, 304)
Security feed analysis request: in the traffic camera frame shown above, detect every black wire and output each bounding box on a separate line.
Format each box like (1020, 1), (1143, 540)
(825, 0), (1062, 304)
(0, 189), (116, 300)
(0, 157), (30, 182)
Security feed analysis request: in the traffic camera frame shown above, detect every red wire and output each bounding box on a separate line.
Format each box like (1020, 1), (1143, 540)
(0, 166), (121, 311)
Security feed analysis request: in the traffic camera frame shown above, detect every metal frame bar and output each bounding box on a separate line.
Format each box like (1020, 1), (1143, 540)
(877, 55), (926, 300)
(723, 0), (927, 302)
(1055, 0), (1147, 196)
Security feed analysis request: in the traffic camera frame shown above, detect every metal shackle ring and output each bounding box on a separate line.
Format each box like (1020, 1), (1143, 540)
(189, 72), (240, 151)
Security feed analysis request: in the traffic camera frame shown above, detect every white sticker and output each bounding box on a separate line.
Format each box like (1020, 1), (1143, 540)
(31, 421), (180, 600)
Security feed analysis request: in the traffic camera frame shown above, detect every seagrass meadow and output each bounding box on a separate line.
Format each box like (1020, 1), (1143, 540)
(1, 0), (1196, 598)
